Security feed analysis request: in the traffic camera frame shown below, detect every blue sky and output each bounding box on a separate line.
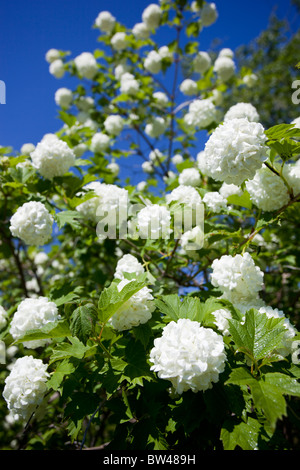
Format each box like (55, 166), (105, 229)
(0, 0), (298, 156)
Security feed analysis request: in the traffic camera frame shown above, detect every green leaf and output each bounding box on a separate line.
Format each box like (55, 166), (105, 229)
(221, 416), (262, 450)
(47, 358), (77, 391)
(49, 336), (92, 364)
(227, 191), (252, 210)
(154, 294), (202, 322)
(70, 303), (97, 343)
(55, 210), (84, 230)
(12, 320), (71, 345)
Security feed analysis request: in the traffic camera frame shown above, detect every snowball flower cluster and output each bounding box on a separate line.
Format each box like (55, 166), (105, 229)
(145, 116), (167, 138)
(74, 52), (98, 79)
(10, 201), (53, 246)
(144, 50), (162, 74)
(178, 168), (201, 187)
(10, 297), (60, 349)
(95, 11), (116, 33)
(211, 252), (264, 300)
(180, 79), (198, 96)
(49, 59), (65, 78)
(90, 132), (110, 153)
(282, 162), (300, 195)
(142, 4), (162, 30)
(184, 99), (218, 129)
(214, 56), (235, 82)
(114, 254), (145, 280)
(166, 184), (202, 207)
(120, 73), (140, 95)
(45, 48), (61, 63)
(137, 204), (172, 239)
(200, 2), (218, 26)
(30, 133), (75, 179)
(109, 279), (155, 331)
(219, 182), (242, 199)
(153, 91), (169, 106)
(245, 166), (290, 211)
(224, 102), (259, 123)
(212, 308), (232, 336)
(54, 87), (73, 109)
(132, 22), (151, 40)
(180, 225), (204, 251)
(203, 191), (227, 212)
(2, 355), (49, 421)
(203, 118), (268, 185)
(111, 32), (129, 51)
(21, 143), (35, 155)
(193, 51), (211, 74)
(104, 115), (124, 135)
(0, 305), (7, 330)
(149, 319), (226, 394)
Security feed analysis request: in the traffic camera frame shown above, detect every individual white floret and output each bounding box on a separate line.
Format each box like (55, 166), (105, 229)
(104, 115), (124, 135)
(10, 297), (60, 349)
(180, 79), (198, 96)
(132, 22), (151, 40)
(203, 191), (227, 212)
(54, 87), (73, 109)
(150, 318), (226, 394)
(114, 254), (145, 280)
(95, 11), (116, 33)
(144, 50), (162, 74)
(193, 51), (211, 74)
(74, 52), (98, 79)
(200, 2), (218, 26)
(90, 132), (110, 153)
(49, 59), (65, 78)
(184, 98), (218, 129)
(214, 56), (235, 82)
(111, 32), (129, 51)
(203, 118), (268, 185)
(2, 355), (49, 421)
(145, 116), (167, 138)
(224, 102), (259, 123)
(245, 166), (290, 211)
(10, 201), (53, 246)
(142, 4), (162, 30)
(178, 168), (201, 187)
(211, 252), (264, 299)
(137, 204), (172, 239)
(30, 134), (75, 179)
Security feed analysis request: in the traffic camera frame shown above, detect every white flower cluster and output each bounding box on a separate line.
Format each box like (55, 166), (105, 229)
(3, 355), (49, 421)
(166, 184), (202, 207)
(137, 204), (172, 240)
(219, 182), (242, 199)
(193, 51), (211, 74)
(145, 116), (168, 138)
(49, 59), (65, 79)
(10, 297), (60, 349)
(95, 11), (116, 33)
(283, 162), (300, 195)
(258, 306), (297, 358)
(10, 201), (53, 246)
(111, 32), (129, 51)
(114, 254), (145, 280)
(149, 318), (226, 394)
(200, 2), (218, 27)
(74, 52), (98, 79)
(132, 22), (151, 40)
(104, 115), (124, 135)
(213, 50), (235, 82)
(180, 79), (198, 96)
(178, 168), (201, 187)
(245, 166), (290, 211)
(180, 225), (204, 252)
(144, 50), (162, 74)
(120, 73), (140, 95)
(54, 87), (73, 109)
(203, 191), (227, 213)
(211, 252), (264, 302)
(0, 305), (7, 330)
(90, 132), (110, 153)
(203, 118), (268, 185)
(142, 4), (162, 30)
(224, 103), (259, 123)
(30, 134), (76, 179)
(184, 98), (218, 129)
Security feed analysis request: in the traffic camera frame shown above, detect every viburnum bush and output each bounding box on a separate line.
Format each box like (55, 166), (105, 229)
(1, 0), (300, 451)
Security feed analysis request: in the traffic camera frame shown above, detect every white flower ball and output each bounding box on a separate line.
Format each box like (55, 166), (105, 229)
(107, 162), (120, 176)
(243, 73), (258, 88)
(214, 56), (235, 82)
(180, 79), (198, 96)
(184, 98), (218, 129)
(224, 103), (259, 123)
(114, 254), (145, 280)
(193, 51), (211, 74)
(142, 4), (162, 30)
(132, 22), (151, 40)
(145, 117), (167, 138)
(95, 11), (116, 33)
(200, 2), (218, 26)
(10, 201), (53, 246)
(150, 319), (226, 394)
(142, 161), (154, 174)
(212, 308), (232, 336)
(178, 168), (201, 187)
(211, 252), (264, 299)
(49, 59), (65, 78)
(3, 355), (49, 421)
(219, 182), (242, 199)
(10, 297), (60, 349)
(45, 48), (60, 63)
(76, 182), (103, 223)
(203, 191), (227, 212)
(109, 279), (155, 331)
(172, 154), (183, 165)
(153, 91), (169, 106)
(120, 73), (140, 95)
(137, 181), (147, 191)
(158, 46), (173, 61)
(77, 96), (95, 111)
(203, 118), (268, 185)
(137, 204), (172, 239)
(90, 132), (110, 153)
(114, 62), (130, 80)
(166, 185), (202, 207)
(219, 48), (234, 59)
(74, 52), (98, 79)
(111, 32), (129, 51)
(0, 305), (7, 330)
(104, 115), (124, 135)
(54, 87), (73, 109)
(180, 225), (204, 251)
(21, 143), (35, 155)
(30, 134), (75, 179)
(282, 163), (300, 195)
(144, 50), (162, 74)
(245, 166), (290, 211)
(258, 306), (297, 358)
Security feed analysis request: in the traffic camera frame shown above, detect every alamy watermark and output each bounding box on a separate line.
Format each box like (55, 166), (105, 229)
(95, 199), (205, 251)
(0, 80), (6, 104)
(292, 80), (300, 105)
